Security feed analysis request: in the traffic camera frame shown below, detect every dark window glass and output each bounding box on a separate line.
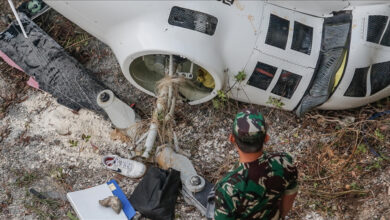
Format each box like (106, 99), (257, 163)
(291, 22), (313, 55)
(367, 15), (388, 43)
(380, 25), (390, 46)
(344, 67), (369, 97)
(168, 6), (218, 36)
(265, 14), (290, 50)
(247, 62), (277, 90)
(370, 61), (390, 95)
(271, 70), (302, 99)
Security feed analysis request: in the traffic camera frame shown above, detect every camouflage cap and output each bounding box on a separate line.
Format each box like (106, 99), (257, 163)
(232, 109), (266, 145)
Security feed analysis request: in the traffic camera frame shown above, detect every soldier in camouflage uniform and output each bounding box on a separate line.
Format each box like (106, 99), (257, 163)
(214, 109), (298, 220)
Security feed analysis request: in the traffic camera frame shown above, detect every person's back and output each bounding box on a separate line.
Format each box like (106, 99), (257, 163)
(215, 152), (297, 219)
(213, 109), (298, 220)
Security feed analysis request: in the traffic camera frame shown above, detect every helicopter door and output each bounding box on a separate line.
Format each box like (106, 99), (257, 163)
(255, 3), (323, 69)
(231, 3), (323, 110)
(233, 50), (313, 111)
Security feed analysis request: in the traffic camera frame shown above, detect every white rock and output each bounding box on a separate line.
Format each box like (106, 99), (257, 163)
(54, 123), (70, 135)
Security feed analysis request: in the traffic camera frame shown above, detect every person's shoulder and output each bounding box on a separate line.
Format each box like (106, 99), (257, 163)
(216, 163), (247, 192)
(265, 151), (297, 179)
(266, 151), (295, 165)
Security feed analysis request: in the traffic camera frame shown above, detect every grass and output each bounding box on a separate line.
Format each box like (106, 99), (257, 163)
(0, 63), (30, 115)
(68, 140), (78, 147)
(212, 90), (229, 110)
(266, 97), (285, 108)
(24, 190), (63, 219)
(288, 100), (390, 218)
(81, 134), (91, 142)
(66, 211), (78, 220)
(50, 167), (65, 181)
(15, 172), (38, 187)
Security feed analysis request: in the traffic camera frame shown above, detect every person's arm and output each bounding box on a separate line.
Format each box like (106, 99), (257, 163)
(280, 192), (297, 218)
(214, 183), (237, 220)
(280, 152), (299, 218)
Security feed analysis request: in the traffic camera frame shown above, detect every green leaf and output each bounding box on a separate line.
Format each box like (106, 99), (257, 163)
(212, 99), (220, 109)
(81, 134), (91, 142)
(356, 144), (367, 154)
(266, 97), (284, 108)
(234, 71), (247, 82)
(217, 90), (227, 102)
(374, 129), (384, 141)
(69, 140), (78, 147)
(67, 211), (79, 220)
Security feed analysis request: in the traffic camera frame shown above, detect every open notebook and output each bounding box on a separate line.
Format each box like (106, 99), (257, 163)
(67, 180), (135, 220)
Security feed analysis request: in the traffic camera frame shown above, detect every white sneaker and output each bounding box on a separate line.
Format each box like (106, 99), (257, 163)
(102, 155), (146, 178)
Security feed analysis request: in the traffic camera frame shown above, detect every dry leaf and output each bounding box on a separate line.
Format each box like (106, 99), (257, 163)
(91, 143), (99, 153)
(325, 146), (335, 158)
(110, 129), (130, 142)
(380, 125), (388, 131)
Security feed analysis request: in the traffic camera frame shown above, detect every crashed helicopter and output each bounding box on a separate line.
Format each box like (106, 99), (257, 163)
(1, 0), (390, 217)
(2, 0), (390, 118)
(45, 0), (390, 116)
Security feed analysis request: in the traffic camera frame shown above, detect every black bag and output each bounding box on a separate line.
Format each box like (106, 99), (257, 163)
(129, 167), (181, 220)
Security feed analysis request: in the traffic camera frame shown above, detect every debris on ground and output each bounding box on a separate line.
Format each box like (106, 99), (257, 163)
(129, 167), (181, 220)
(67, 179), (135, 219)
(102, 155), (146, 179)
(99, 196), (123, 214)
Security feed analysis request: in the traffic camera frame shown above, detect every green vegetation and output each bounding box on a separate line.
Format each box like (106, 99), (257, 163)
(356, 144), (367, 154)
(67, 211), (79, 220)
(24, 190), (62, 219)
(50, 167), (65, 181)
(374, 129), (384, 141)
(15, 172), (38, 187)
(212, 90), (228, 109)
(366, 158), (384, 171)
(69, 140), (78, 147)
(81, 134), (91, 142)
(234, 70), (247, 82)
(266, 97), (285, 108)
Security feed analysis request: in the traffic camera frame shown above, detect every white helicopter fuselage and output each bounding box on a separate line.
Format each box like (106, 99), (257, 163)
(44, 0), (390, 113)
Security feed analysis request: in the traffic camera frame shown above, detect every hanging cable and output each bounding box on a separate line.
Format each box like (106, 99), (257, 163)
(7, 0), (28, 38)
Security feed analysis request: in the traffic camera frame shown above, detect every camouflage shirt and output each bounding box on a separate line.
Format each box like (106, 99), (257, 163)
(214, 152), (298, 220)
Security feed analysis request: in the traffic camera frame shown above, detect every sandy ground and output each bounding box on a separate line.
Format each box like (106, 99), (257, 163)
(0, 6), (389, 220)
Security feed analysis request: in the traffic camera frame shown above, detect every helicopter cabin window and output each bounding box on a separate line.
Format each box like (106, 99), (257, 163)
(370, 61), (390, 95)
(380, 24), (390, 46)
(265, 14), (290, 50)
(271, 70), (302, 99)
(367, 15), (388, 44)
(168, 6), (218, 36)
(344, 67), (369, 97)
(247, 62), (277, 90)
(217, 0), (235, 6)
(291, 21), (313, 55)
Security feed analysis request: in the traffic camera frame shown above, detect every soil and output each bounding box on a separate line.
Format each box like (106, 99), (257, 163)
(0, 5), (389, 220)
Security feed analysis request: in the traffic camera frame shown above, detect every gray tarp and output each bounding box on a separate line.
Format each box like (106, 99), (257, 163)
(0, 13), (107, 113)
